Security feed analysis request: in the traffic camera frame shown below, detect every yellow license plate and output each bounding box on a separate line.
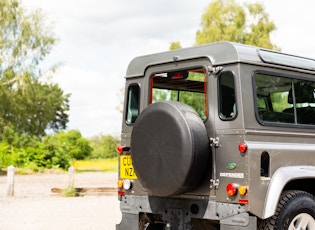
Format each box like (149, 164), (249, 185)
(120, 155), (137, 179)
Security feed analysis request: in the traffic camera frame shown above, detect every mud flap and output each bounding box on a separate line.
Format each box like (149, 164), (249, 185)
(116, 213), (138, 230)
(220, 213), (257, 230)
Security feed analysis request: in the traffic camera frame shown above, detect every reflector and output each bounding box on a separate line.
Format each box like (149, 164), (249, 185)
(118, 190), (125, 195)
(238, 199), (249, 204)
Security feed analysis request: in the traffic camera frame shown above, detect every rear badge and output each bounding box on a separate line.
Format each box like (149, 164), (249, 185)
(226, 163), (237, 170)
(220, 172), (244, 179)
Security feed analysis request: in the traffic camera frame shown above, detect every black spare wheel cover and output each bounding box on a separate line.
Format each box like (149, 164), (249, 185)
(131, 101), (210, 197)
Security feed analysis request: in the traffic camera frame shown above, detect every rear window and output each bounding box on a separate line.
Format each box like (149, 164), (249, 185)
(150, 68), (207, 120)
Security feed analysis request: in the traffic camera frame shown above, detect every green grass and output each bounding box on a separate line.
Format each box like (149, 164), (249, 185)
(62, 186), (77, 197)
(72, 158), (118, 172)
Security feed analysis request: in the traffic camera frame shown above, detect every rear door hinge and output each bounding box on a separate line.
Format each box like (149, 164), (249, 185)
(210, 137), (220, 148)
(210, 179), (220, 190)
(208, 66), (223, 75)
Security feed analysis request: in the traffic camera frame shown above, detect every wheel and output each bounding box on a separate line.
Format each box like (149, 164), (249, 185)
(258, 190), (315, 230)
(131, 101), (210, 197)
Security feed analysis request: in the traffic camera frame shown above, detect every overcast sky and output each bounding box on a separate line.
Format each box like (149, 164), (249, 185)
(24, 0), (315, 137)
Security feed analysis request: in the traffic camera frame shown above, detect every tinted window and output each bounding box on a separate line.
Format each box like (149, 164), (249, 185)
(219, 72), (237, 120)
(150, 68), (207, 119)
(126, 84), (140, 124)
(255, 73), (315, 125)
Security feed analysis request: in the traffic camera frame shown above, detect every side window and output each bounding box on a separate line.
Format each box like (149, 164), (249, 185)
(219, 71), (237, 120)
(150, 68), (207, 120)
(254, 73), (315, 125)
(126, 84), (140, 124)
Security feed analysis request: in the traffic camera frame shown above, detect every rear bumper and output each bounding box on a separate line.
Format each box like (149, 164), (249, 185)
(116, 195), (255, 229)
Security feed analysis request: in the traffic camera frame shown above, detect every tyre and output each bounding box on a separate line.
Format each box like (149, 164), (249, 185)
(258, 190), (315, 230)
(131, 101), (210, 197)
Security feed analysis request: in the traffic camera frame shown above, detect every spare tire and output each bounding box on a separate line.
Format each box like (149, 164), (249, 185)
(131, 101), (210, 197)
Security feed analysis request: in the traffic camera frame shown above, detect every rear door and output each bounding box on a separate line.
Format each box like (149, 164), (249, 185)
(143, 58), (216, 196)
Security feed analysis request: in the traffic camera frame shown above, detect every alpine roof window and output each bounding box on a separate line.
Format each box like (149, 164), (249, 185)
(258, 49), (315, 71)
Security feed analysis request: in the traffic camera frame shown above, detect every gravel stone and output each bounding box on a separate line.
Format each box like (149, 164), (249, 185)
(0, 172), (122, 230)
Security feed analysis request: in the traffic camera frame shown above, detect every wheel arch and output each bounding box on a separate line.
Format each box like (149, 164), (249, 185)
(262, 166), (315, 219)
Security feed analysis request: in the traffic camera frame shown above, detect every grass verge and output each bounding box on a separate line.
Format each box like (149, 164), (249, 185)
(72, 158), (118, 172)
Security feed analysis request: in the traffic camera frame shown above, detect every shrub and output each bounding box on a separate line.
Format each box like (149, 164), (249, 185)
(89, 135), (120, 159)
(0, 129), (94, 171)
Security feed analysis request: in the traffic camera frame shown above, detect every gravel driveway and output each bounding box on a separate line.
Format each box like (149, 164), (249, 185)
(0, 172), (122, 230)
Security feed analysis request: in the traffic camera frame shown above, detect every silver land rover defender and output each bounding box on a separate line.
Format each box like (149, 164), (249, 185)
(116, 42), (315, 230)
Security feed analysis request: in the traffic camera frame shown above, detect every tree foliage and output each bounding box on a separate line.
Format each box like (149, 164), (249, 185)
(0, 0), (55, 76)
(0, 129), (93, 170)
(170, 0), (279, 51)
(169, 41), (182, 51)
(53, 130), (92, 160)
(0, 0), (70, 137)
(89, 134), (120, 159)
(195, 0), (279, 50)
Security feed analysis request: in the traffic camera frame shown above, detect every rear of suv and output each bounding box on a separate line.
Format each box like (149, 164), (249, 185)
(116, 42), (315, 229)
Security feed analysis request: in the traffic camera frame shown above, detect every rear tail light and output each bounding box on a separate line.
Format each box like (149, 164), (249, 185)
(226, 183), (238, 196)
(238, 143), (247, 153)
(117, 146), (124, 154)
(117, 146), (130, 154)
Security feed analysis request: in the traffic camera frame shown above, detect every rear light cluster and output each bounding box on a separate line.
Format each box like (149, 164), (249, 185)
(226, 183), (248, 204)
(226, 183), (248, 196)
(117, 146), (130, 154)
(117, 179), (133, 195)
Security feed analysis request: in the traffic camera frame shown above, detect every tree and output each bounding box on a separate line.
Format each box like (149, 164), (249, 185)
(195, 0), (279, 50)
(89, 134), (120, 159)
(0, 0), (56, 77)
(170, 0), (279, 51)
(0, 0), (70, 137)
(56, 130), (92, 160)
(38, 130), (92, 169)
(169, 41), (182, 51)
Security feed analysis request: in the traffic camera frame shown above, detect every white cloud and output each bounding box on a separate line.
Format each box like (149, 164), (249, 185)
(24, 0), (315, 137)
(246, 0), (315, 58)
(23, 0), (209, 137)
(53, 66), (124, 137)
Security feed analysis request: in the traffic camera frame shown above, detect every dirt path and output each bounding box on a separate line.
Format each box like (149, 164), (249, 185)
(0, 172), (122, 230)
